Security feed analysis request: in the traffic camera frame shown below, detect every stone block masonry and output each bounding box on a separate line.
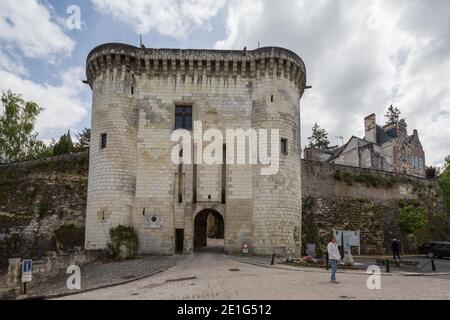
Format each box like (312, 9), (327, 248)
(0, 153), (446, 265)
(84, 44), (307, 257)
(301, 160), (447, 255)
(0, 153), (88, 269)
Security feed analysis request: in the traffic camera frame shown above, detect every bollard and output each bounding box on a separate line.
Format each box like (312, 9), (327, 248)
(385, 260), (390, 273)
(271, 253), (275, 265)
(326, 253), (329, 270)
(431, 259), (436, 272)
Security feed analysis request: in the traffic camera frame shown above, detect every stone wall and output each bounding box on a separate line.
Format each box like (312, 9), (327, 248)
(301, 160), (447, 255)
(85, 44), (306, 257)
(0, 153), (88, 269)
(1, 251), (98, 299)
(1, 153), (447, 265)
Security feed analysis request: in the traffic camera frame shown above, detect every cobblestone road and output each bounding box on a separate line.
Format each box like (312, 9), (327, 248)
(29, 255), (184, 297)
(58, 246), (450, 300)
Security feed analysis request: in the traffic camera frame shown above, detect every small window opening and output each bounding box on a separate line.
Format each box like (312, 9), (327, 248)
(175, 106), (193, 130)
(281, 138), (288, 155)
(101, 133), (107, 149)
(178, 163), (183, 204)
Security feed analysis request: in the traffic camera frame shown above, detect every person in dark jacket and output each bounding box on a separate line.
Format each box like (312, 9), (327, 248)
(392, 239), (401, 261)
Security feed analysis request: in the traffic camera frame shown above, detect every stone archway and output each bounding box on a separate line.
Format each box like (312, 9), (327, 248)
(194, 209), (224, 251)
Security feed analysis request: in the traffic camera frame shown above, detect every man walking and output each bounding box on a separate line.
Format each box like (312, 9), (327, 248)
(392, 239), (401, 261)
(327, 236), (341, 284)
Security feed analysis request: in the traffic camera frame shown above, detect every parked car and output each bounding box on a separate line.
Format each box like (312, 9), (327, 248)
(420, 242), (450, 259)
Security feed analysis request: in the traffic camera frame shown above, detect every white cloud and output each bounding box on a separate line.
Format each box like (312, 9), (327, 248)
(0, 0), (75, 60)
(0, 67), (89, 138)
(215, 0), (450, 166)
(0, 49), (28, 76)
(90, 0), (226, 39)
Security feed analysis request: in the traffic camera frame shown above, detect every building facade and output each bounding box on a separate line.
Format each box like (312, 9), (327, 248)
(304, 113), (426, 177)
(84, 43), (307, 256)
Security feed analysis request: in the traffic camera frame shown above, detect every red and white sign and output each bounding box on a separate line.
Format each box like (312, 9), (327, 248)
(241, 242), (250, 254)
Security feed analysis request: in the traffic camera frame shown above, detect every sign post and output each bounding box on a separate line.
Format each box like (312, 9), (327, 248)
(21, 259), (33, 295)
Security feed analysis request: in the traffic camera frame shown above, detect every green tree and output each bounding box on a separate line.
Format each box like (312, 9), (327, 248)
(307, 123), (330, 149)
(438, 155), (450, 213)
(53, 130), (74, 156)
(385, 104), (401, 124)
(74, 128), (90, 152)
(35, 143), (55, 159)
(398, 205), (428, 235)
(0, 90), (46, 163)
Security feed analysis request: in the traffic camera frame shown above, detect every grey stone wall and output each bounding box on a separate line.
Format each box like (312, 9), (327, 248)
(84, 44), (307, 256)
(1, 153), (447, 265)
(301, 160), (446, 255)
(0, 153), (88, 269)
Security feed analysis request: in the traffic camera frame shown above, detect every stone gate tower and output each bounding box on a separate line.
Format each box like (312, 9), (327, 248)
(85, 43), (307, 257)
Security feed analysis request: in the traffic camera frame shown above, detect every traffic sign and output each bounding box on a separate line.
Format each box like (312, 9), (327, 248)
(22, 260), (32, 273)
(21, 260), (33, 283)
(241, 242), (250, 254)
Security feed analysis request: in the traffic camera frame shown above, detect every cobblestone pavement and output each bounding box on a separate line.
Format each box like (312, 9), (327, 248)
(29, 255), (185, 297)
(58, 247), (450, 300)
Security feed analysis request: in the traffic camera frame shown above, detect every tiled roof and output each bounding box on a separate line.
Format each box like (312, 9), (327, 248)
(376, 125), (395, 144)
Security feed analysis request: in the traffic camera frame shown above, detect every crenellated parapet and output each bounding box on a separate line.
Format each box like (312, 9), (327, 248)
(86, 43), (307, 94)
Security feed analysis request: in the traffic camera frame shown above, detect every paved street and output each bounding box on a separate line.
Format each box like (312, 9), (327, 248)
(58, 242), (450, 300)
(28, 254), (185, 298)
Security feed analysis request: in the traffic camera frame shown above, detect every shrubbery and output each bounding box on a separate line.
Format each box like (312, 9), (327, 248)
(107, 225), (139, 260)
(397, 204), (428, 236)
(54, 224), (85, 251)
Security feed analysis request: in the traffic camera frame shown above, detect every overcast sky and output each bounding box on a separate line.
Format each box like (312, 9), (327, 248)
(0, 0), (449, 166)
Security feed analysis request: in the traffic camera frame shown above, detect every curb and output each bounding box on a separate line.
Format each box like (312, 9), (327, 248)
(19, 263), (178, 300)
(237, 260), (448, 277)
(402, 272), (450, 277)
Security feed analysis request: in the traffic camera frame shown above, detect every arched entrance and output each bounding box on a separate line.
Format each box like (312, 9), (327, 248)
(194, 209), (224, 252)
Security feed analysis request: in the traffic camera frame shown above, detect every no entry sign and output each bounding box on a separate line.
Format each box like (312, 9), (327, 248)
(241, 242), (250, 254)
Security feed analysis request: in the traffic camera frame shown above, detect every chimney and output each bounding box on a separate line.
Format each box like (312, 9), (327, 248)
(397, 119), (407, 141)
(364, 113), (377, 143)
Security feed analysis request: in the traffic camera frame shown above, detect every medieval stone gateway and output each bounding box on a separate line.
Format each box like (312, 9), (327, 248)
(84, 43), (307, 257)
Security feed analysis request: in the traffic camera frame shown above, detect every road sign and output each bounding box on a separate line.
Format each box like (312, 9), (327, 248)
(242, 242), (250, 254)
(21, 260), (33, 283)
(22, 260), (32, 273)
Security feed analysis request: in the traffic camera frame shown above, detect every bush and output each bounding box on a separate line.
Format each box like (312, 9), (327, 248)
(107, 225), (139, 260)
(54, 224), (85, 251)
(398, 205), (428, 236)
(333, 169), (424, 190)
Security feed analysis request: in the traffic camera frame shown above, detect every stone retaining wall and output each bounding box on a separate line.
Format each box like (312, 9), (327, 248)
(0, 153), (447, 265)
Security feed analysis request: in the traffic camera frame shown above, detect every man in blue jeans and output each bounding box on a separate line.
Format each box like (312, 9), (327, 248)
(327, 236), (341, 284)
